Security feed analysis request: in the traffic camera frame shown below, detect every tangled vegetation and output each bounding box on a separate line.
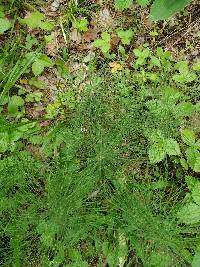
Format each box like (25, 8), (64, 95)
(0, 0), (200, 266)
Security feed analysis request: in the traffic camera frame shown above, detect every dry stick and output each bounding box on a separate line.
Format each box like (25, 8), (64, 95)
(168, 17), (200, 49)
(60, 18), (68, 46)
(157, 17), (200, 48)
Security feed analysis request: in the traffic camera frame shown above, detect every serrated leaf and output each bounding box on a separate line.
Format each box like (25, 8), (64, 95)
(186, 148), (200, 172)
(101, 32), (111, 42)
(162, 87), (182, 103)
(150, 56), (161, 67)
(149, 141), (166, 163)
(29, 77), (46, 89)
(165, 138), (181, 156)
(114, 0), (132, 10)
(177, 202), (200, 224)
(185, 175), (199, 191)
(180, 158), (188, 170)
(174, 102), (195, 117)
(117, 29), (134, 45)
(150, 0), (192, 21)
(73, 18), (88, 32)
(93, 32), (111, 54)
(181, 129), (196, 146)
(193, 157), (200, 173)
(20, 11), (54, 31)
(0, 18), (11, 34)
(192, 183), (200, 206)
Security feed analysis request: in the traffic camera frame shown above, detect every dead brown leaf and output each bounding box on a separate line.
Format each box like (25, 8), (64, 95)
(82, 27), (99, 42)
(110, 35), (120, 50)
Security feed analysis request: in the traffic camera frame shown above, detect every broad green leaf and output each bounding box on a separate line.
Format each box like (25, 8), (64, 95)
(185, 175), (199, 191)
(177, 202), (200, 224)
(9, 129), (23, 142)
(93, 32), (111, 54)
(180, 158), (188, 170)
(8, 96), (24, 115)
(20, 11), (54, 30)
(117, 29), (134, 45)
(29, 77), (46, 89)
(101, 32), (111, 42)
(186, 148), (200, 172)
(150, 0), (192, 21)
(149, 141), (166, 163)
(20, 12), (44, 28)
(150, 56), (161, 67)
(192, 252), (200, 267)
(161, 87), (182, 103)
(32, 61), (45, 76)
(134, 48), (150, 65)
(192, 183), (200, 206)
(165, 138), (181, 156)
(26, 92), (43, 102)
(173, 73), (197, 83)
(32, 55), (53, 76)
(137, 0), (149, 7)
(174, 102), (195, 117)
(181, 129), (196, 146)
(73, 18), (88, 32)
(194, 157), (200, 173)
(39, 21), (54, 31)
(0, 132), (9, 153)
(0, 18), (11, 34)
(175, 61), (189, 75)
(114, 0), (132, 10)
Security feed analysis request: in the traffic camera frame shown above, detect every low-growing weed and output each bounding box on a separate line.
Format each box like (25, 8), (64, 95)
(1, 7), (200, 264)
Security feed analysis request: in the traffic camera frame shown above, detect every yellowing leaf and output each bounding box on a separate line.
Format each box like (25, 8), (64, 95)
(109, 62), (123, 73)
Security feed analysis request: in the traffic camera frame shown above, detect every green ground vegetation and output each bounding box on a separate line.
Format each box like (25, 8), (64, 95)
(0, 0), (200, 266)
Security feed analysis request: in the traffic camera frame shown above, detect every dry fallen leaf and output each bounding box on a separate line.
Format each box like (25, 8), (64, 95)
(70, 29), (82, 43)
(110, 35), (120, 50)
(82, 27), (98, 42)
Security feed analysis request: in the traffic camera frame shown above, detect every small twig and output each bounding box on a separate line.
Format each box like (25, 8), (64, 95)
(60, 18), (68, 46)
(157, 17), (200, 47)
(168, 17), (200, 48)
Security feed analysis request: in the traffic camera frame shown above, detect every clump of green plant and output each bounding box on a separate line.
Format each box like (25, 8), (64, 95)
(73, 18), (89, 32)
(45, 89), (76, 119)
(117, 29), (134, 45)
(93, 32), (112, 57)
